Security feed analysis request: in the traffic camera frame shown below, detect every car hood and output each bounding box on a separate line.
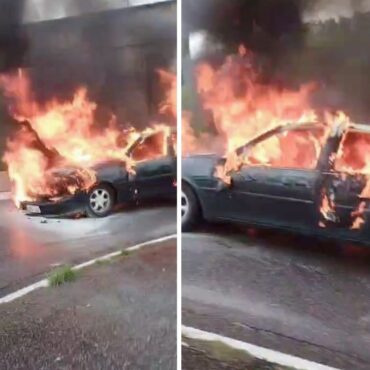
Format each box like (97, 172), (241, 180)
(50, 158), (129, 186)
(89, 158), (126, 171)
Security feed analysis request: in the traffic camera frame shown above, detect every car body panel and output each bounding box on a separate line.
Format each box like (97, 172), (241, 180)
(20, 192), (88, 217)
(182, 123), (370, 245)
(21, 127), (176, 216)
(131, 156), (176, 200)
(92, 160), (131, 203)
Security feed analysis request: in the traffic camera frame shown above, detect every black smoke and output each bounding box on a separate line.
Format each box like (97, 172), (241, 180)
(184, 0), (306, 59)
(184, 0), (370, 122)
(0, 0), (27, 72)
(1, 2), (176, 128)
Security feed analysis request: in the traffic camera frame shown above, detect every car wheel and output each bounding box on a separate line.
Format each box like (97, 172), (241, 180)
(182, 182), (201, 231)
(86, 184), (115, 218)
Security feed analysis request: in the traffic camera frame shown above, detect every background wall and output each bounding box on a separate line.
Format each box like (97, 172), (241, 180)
(0, 1), (176, 171)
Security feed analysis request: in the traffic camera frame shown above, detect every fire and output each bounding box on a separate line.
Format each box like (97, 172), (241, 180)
(185, 46), (370, 231)
(188, 47), (329, 183)
(158, 69), (177, 154)
(319, 188), (337, 226)
(195, 48), (318, 154)
(158, 69), (177, 120)
(0, 69), (175, 205)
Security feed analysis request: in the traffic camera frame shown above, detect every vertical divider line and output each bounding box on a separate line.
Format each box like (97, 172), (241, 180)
(176, 0), (182, 368)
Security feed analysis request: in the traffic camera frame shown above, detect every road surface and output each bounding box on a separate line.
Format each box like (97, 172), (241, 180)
(182, 224), (370, 370)
(0, 199), (176, 297)
(0, 239), (176, 369)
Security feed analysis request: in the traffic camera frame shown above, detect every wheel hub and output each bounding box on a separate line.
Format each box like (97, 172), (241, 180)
(181, 190), (189, 220)
(90, 188), (111, 214)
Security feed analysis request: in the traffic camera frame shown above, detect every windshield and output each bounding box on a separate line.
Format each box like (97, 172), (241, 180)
(129, 130), (168, 162)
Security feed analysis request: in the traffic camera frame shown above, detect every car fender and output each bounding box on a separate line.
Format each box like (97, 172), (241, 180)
(182, 176), (209, 219)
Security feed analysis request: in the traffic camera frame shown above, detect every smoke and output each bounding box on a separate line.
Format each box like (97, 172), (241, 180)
(0, 0), (27, 72)
(303, 0), (370, 23)
(0, 2), (176, 129)
(183, 0), (370, 122)
(184, 0), (305, 57)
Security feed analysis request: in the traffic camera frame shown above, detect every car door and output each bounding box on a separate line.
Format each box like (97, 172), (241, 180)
(215, 126), (326, 231)
(319, 127), (370, 239)
(129, 129), (176, 200)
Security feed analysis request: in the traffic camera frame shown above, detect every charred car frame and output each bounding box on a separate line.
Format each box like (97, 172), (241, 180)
(182, 121), (370, 244)
(21, 127), (176, 217)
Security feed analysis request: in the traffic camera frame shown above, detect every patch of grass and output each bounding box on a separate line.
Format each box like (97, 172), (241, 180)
(120, 249), (132, 257)
(186, 338), (253, 363)
(183, 337), (296, 370)
(95, 258), (111, 266)
(95, 250), (133, 265)
(48, 265), (77, 287)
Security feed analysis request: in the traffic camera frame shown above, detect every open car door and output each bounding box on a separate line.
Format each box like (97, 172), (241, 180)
(213, 124), (327, 232)
(129, 128), (176, 200)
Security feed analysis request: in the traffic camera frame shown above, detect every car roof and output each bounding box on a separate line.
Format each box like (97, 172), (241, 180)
(234, 120), (370, 156)
(235, 121), (324, 155)
(348, 122), (370, 134)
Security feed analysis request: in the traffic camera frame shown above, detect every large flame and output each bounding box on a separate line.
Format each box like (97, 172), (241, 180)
(184, 47), (370, 230)
(195, 47), (318, 153)
(1, 69), (175, 205)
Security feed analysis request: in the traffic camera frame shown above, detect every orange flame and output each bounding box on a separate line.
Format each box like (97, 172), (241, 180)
(1, 69), (176, 205)
(183, 47), (370, 230)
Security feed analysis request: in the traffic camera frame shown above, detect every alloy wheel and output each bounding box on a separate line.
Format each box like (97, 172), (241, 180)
(181, 190), (189, 220)
(89, 188), (111, 214)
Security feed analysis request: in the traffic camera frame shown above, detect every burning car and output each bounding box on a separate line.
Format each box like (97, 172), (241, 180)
(20, 126), (176, 217)
(0, 69), (176, 217)
(182, 120), (370, 244)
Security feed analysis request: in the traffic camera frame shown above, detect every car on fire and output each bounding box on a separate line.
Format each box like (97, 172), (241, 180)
(182, 121), (370, 244)
(21, 127), (176, 217)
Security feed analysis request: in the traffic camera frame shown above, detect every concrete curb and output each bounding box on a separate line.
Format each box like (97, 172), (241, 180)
(182, 326), (340, 370)
(0, 234), (176, 305)
(0, 171), (10, 192)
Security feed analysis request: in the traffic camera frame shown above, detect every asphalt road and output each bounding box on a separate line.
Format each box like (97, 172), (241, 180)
(182, 224), (370, 370)
(0, 239), (176, 370)
(0, 199), (176, 296)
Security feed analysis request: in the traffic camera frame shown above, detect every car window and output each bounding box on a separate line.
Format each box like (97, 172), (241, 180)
(130, 131), (166, 162)
(335, 130), (370, 174)
(243, 128), (326, 170)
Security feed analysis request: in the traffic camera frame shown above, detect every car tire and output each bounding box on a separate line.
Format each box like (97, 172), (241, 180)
(86, 184), (115, 218)
(182, 182), (201, 231)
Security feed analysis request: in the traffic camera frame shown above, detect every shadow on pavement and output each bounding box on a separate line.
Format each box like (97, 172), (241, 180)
(191, 221), (370, 267)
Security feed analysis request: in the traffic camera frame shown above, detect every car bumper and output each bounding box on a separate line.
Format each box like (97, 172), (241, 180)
(19, 192), (88, 216)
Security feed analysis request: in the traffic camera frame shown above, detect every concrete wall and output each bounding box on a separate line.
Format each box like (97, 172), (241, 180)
(22, 0), (172, 24)
(0, 2), (176, 176)
(21, 2), (176, 126)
